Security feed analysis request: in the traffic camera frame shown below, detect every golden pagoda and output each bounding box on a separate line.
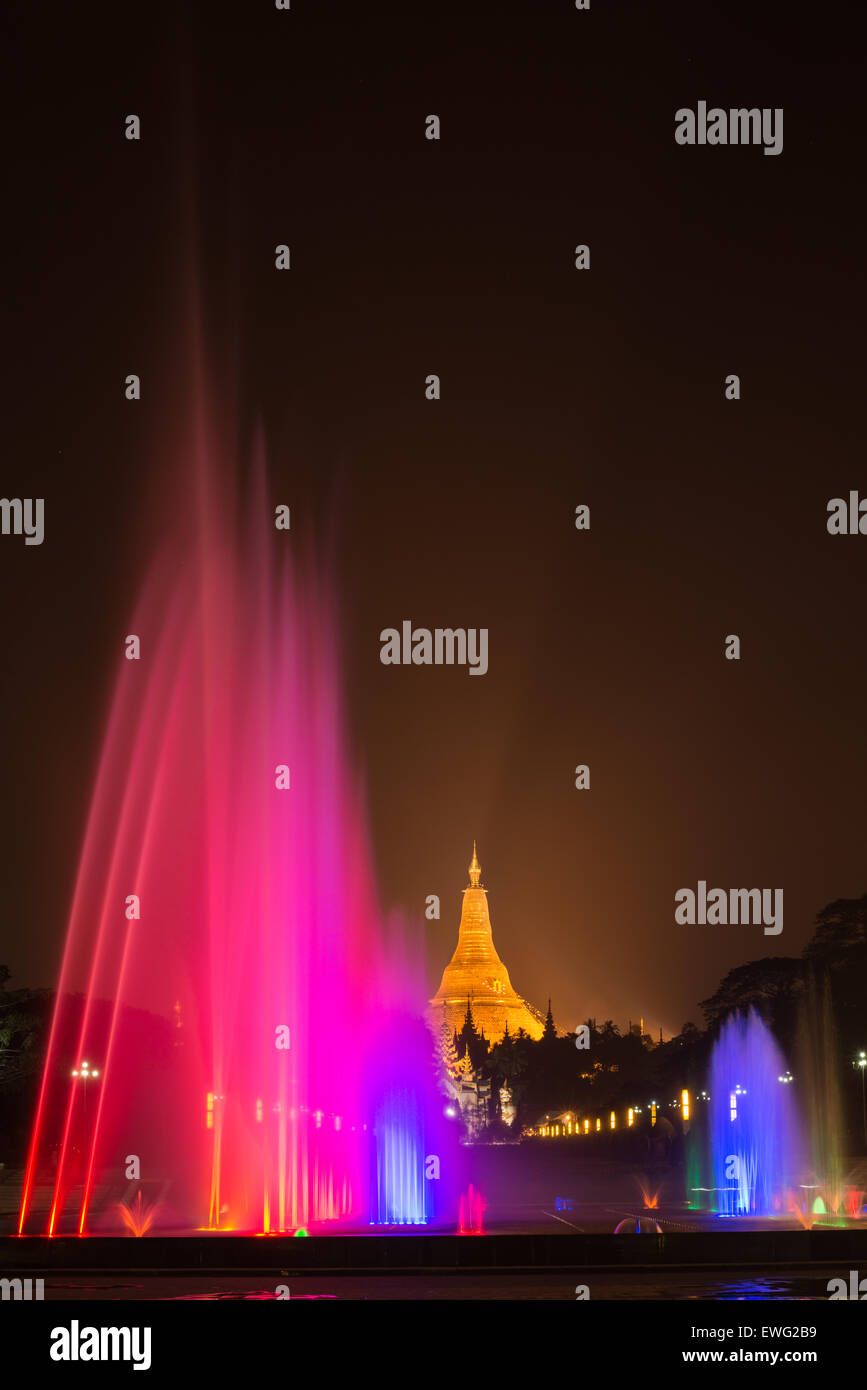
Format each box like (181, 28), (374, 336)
(429, 843), (544, 1043)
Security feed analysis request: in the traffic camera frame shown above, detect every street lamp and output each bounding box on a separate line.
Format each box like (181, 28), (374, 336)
(856, 1051), (866, 1147)
(71, 1060), (100, 1131)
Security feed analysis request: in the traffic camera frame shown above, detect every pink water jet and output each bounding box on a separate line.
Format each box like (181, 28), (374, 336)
(19, 379), (445, 1235)
(458, 1184), (486, 1235)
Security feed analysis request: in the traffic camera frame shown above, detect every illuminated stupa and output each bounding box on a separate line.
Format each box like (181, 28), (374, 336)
(429, 844), (544, 1043)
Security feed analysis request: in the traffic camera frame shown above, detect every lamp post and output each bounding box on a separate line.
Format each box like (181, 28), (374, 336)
(71, 1061), (100, 1132)
(856, 1052), (866, 1148)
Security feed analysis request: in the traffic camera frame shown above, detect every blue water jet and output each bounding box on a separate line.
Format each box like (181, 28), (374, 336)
(708, 1009), (803, 1216)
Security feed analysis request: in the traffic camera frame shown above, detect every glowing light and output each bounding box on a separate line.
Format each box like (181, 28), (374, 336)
(628, 1108), (634, 1127)
(681, 1089), (690, 1122)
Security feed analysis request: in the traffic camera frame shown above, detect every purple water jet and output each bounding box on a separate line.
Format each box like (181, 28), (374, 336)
(708, 1009), (804, 1216)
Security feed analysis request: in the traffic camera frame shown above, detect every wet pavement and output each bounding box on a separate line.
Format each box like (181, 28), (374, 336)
(34, 1269), (839, 1299)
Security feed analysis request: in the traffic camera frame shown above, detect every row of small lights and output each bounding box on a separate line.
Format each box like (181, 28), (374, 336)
(67, 1067), (354, 1134)
(70, 1054), (867, 1133)
(204, 1093), (365, 1133)
(535, 1091), (693, 1137)
(535, 1057), (865, 1137)
(533, 1085), (773, 1136)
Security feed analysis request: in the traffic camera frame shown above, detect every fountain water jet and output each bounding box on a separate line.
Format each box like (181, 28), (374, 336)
(458, 1184), (485, 1235)
(18, 383), (451, 1235)
(116, 1191), (158, 1237)
(798, 967), (846, 1214)
(707, 1009), (804, 1216)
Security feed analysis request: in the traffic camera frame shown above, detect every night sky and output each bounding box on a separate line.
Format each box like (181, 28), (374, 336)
(2, 0), (864, 1036)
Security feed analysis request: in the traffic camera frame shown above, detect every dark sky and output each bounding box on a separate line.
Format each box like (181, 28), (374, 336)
(2, 0), (864, 1035)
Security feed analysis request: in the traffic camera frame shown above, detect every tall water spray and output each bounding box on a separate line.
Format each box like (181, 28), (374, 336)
(708, 1009), (803, 1216)
(18, 382), (450, 1235)
(798, 967), (845, 1211)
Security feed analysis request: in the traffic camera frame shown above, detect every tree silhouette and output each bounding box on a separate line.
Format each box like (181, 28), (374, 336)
(803, 894), (867, 966)
(699, 957), (803, 1031)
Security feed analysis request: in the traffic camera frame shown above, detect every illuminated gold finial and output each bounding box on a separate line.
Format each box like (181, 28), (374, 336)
(468, 841), (482, 888)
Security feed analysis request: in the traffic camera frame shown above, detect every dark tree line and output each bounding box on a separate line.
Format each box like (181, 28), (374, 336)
(454, 893), (867, 1141)
(1, 893), (864, 1157)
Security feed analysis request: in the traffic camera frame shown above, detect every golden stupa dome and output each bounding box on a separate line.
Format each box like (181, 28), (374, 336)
(428, 843), (544, 1043)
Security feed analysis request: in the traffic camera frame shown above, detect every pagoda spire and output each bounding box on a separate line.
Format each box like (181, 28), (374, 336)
(428, 843), (545, 1043)
(468, 840), (482, 888)
(542, 998), (557, 1042)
